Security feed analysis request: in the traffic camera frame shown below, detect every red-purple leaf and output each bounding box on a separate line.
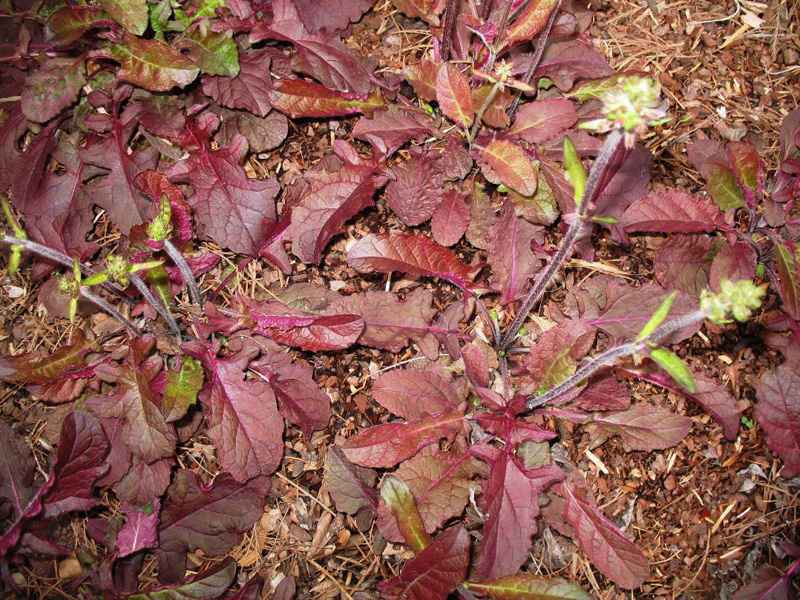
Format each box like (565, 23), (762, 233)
(709, 242), (757, 293)
(654, 234), (717, 297)
(21, 57), (86, 123)
(372, 368), (462, 420)
(352, 106), (432, 156)
(114, 457), (173, 507)
(377, 525), (469, 600)
(166, 113), (280, 256)
(291, 0), (376, 33)
(756, 364), (800, 477)
(341, 404), (466, 468)
(589, 405), (692, 452)
(104, 33), (199, 92)
(386, 148), (444, 226)
(510, 98), (578, 144)
(573, 374), (631, 411)
(732, 565), (794, 600)
(486, 199), (545, 304)
(473, 446), (564, 580)
(347, 232), (479, 290)
(291, 144), (386, 264)
(134, 169), (194, 246)
(138, 558), (237, 599)
(560, 474), (650, 589)
(475, 137), (538, 197)
(523, 320), (595, 392)
(44, 6), (114, 45)
(467, 574), (592, 600)
(324, 445), (379, 515)
(727, 142), (762, 207)
(436, 63), (474, 128)
(432, 189), (470, 247)
(506, 0), (560, 46)
(535, 38), (613, 91)
(0, 330), (98, 384)
(117, 500), (160, 558)
(251, 352), (332, 437)
(268, 79), (386, 118)
(217, 109), (289, 154)
(0, 420), (41, 555)
(202, 49), (274, 117)
(775, 242), (800, 321)
(405, 59), (438, 102)
(622, 190), (725, 234)
(97, 0), (147, 35)
(377, 443), (485, 543)
(41, 410), (109, 517)
(156, 469), (270, 584)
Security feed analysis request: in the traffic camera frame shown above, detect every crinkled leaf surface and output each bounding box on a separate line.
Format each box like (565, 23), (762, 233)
(436, 63), (473, 128)
(291, 0), (376, 33)
(372, 368), (461, 420)
(573, 374), (631, 411)
(709, 242), (757, 293)
(432, 189), (470, 247)
(156, 469), (270, 584)
(97, 0), (147, 34)
(386, 148), (444, 226)
(0, 420), (40, 554)
(654, 234), (718, 296)
(621, 190), (725, 233)
(162, 356), (204, 423)
(377, 525), (470, 600)
(756, 365), (800, 477)
(560, 474), (650, 589)
(202, 49), (273, 117)
(0, 330), (98, 384)
(589, 405), (692, 452)
(105, 33), (199, 92)
(535, 38), (613, 91)
(21, 56), (86, 123)
(523, 320), (595, 393)
(510, 98), (578, 144)
(44, 6), (115, 45)
(352, 106), (432, 156)
(178, 29), (240, 78)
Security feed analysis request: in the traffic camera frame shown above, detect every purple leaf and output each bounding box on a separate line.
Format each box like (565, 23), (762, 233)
(189, 343), (284, 482)
(377, 525), (470, 600)
(473, 446), (564, 580)
(386, 148), (444, 226)
(732, 564), (795, 600)
(348, 232), (480, 290)
(510, 98), (578, 144)
(474, 137), (538, 197)
(341, 404), (466, 468)
(523, 320), (595, 392)
(709, 242), (757, 293)
(654, 234), (717, 297)
(436, 62), (474, 128)
(156, 469), (270, 584)
(756, 364), (800, 477)
(103, 33), (199, 92)
(44, 6), (115, 45)
(41, 410), (109, 517)
(140, 558), (238, 598)
(217, 109), (289, 154)
(114, 457), (173, 506)
(202, 49), (274, 117)
(352, 106), (432, 156)
(291, 144), (386, 264)
(560, 473), (650, 589)
(135, 94), (186, 139)
(268, 78), (386, 118)
(573, 374), (631, 411)
(377, 442), (485, 543)
(431, 189), (470, 247)
(622, 190), (726, 234)
(21, 56), (86, 123)
(535, 38), (614, 91)
(324, 445), (379, 515)
(166, 113), (280, 256)
(727, 142), (763, 207)
(589, 405), (692, 452)
(775, 242), (800, 321)
(117, 500), (160, 557)
(251, 352), (332, 436)
(97, 0), (147, 35)
(0, 330), (98, 385)
(0, 420), (40, 555)
(291, 0), (376, 33)
(372, 368), (462, 420)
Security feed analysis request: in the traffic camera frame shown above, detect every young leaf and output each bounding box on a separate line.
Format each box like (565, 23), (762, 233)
(505, 0), (560, 46)
(386, 148), (444, 226)
(21, 57), (86, 123)
(649, 348), (695, 393)
(377, 526), (470, 600)
(341, 404), (466, 468)
(0, 330), (99, 384)
(560, 475), (650, 589)
(621, 190), (725, 233)
(726, 142), (762, 207)
(269, 79), (386, 118)
(324, 445), (379, 515)
(466, 575), (592, 600)
(105, 33), (200, 92)
(436, 63), (474, 128)
(97, 0), (148, 34)
(156, 471), (270, 584)
(117, 501), (160, 558)
(562, 137), (586, 205)
(381, 476), (432, 553)
(475, 138), (538, 197)
(756, 365), (800, 477)
(372, 369), (462, 420)
(709, 242), (757, 293)
(589, 405), (692, 452)
(637, 292), (677, 341)
(178, 29), (240, 78)
(432, 189), (471, 247)
(347, 232), (479, 290)
(523, 320), (595, 392)
(473, 447), (564, 580)
(510, 98), (578, 144)
(162, 356), (204, 423)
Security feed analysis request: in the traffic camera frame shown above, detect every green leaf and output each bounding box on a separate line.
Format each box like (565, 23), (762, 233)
(466, 574), (592, 600)
(380, 476), (432, 554)
(97, 0), (148, 35)
(704, 163), (746, 210)
(178, 29), (239, 77)
(106, 33), (199, 92)
(562, 137), (586, 206)
(637, 291), (676, 341)
(163, 356), (204, 422)
(649, 348), (695, 393)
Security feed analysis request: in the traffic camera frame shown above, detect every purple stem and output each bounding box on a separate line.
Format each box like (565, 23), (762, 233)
(163, 239), (204, 309)
(440, 0), (458, 61)
(80, 288), (142, 336)
(500, 129), (624, 348)
(128, 272), (182, 339)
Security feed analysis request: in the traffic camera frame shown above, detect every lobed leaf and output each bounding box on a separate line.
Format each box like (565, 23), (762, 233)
(162, 356), (204, 423)
(386, 148), (444, 226)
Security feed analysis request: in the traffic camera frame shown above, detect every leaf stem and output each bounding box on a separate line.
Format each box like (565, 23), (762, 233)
(468, 79), (503, 142)
(162, 239), (204, 309)
(128, 273), (182, 340)
(440, 0), (457, 61)
(79, 288), (142, 336)
(500, 129), (624, 348)
(507, 0), (563, 118)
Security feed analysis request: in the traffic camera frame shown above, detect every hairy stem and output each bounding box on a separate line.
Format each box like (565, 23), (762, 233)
(0, 235), (133, 303)
(440, 0), (457, 61)
(128, 273), (182, 340)
(507, 0), (563, 118)
(500, 129), (625, 348)
(163, 239), (204, 309)
(80, 288), (142, 336)
(484, 0), (512, 73)
(525, 308), (706, 411)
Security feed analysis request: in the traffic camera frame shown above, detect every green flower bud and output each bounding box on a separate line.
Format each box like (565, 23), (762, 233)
(147, 195), (173, 242)
(105, 254), (132, 286)
(700, 279), (765, 324)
